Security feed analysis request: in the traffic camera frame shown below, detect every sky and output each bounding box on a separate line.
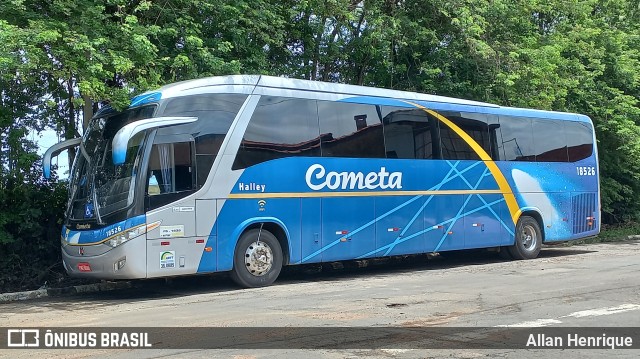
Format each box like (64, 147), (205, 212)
(34, 128), (70, 179)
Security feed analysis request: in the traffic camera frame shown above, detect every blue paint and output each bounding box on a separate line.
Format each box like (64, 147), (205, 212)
(44, 164), (51, 179)
(196, 234), (218, 272)
(61, 214), (146, 245)
(112, 147), (127, 165)
(192, 96), (598, 273)
(130, 92), (162, 108)
(213, 202), (297, 272)
(200, 148), (597, 271)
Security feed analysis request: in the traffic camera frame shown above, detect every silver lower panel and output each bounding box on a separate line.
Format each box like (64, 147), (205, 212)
(62, 236), (147, 279)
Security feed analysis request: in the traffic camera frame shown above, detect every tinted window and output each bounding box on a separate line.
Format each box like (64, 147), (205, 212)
(382, 107), (436, 159)
(146, 141), (195, 210)
(161, 93), (247, 186)
(486, 114), (502, 160)
(233, 96), (320, 169)
(566, 121), (594, 162)
(147, 142), (194, 195)
(532, 119), (568, 162)
(438, 111), (491, 161)
(317, 101), (385, 158)
(498, 116), (535, 161)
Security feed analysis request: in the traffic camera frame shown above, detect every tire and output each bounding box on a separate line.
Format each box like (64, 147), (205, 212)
(508, 216), (542, 260)
(230, 228), (283, 288)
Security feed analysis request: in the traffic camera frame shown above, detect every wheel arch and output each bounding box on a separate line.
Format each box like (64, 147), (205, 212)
(518, 208), (545, 242)
(232, 217), (291, 266)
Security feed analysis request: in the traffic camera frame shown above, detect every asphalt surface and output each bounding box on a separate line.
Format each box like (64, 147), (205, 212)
(0, 240), (639, 358)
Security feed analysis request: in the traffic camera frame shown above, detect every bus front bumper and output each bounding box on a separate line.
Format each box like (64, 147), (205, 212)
(61, 237), (147, 279)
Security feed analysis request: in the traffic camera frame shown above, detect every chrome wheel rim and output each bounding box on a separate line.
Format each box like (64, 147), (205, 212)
(244, 241), (273, 276)
(521, 224), (537, 251)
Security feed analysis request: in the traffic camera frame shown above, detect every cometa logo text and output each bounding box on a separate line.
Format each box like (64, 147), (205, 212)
(305, 164), (402, 191)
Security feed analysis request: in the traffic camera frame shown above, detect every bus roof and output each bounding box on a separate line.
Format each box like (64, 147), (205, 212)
(132, 75), (591, 123)
(137, 75), (496, 108)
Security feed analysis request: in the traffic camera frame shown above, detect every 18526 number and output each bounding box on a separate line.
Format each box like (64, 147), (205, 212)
(577, 166), (596, 176)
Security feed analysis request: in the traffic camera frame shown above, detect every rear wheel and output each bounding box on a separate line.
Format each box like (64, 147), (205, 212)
(508, 216), (542, 260)
(230, 228), (283, 288)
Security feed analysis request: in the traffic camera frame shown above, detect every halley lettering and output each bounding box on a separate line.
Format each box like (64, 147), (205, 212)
(305, 164), (402, 191)
(238, 182), (266, 192)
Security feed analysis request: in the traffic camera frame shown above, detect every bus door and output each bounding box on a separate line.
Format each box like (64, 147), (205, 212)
(144, 134), (199, 277)
(301, 198), (322, 263)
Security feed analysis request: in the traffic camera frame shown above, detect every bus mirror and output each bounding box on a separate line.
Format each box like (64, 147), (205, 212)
(43, 137), (82, 179)
(112, 116), (197, 165)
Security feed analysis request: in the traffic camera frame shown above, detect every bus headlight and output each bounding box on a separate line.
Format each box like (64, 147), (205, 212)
(107, 226), (146, 248)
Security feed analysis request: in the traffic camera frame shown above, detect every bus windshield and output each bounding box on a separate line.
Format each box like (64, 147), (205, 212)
(67, 106), (156, 223)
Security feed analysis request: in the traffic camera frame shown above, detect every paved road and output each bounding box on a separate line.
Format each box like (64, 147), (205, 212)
(1, 240), (639, 358)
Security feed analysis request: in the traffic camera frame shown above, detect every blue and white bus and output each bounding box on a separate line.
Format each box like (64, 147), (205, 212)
(44, 75), (600, 287)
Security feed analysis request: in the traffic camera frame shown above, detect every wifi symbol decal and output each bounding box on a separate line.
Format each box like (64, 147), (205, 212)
(258, 200), (266, 211)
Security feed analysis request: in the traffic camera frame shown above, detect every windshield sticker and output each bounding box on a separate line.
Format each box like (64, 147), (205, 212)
(172, 207), (194, 212)
(84, 203), (94, 218)
(160, 251), (175, 269)
(160, 225), (185, 238)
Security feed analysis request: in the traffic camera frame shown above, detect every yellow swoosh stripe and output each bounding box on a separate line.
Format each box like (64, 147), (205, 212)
(405, 102), (521, 224)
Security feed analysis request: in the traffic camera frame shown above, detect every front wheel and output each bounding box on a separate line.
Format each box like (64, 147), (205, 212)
(230, 228), (283, 288)
(508, 216), (542, 260)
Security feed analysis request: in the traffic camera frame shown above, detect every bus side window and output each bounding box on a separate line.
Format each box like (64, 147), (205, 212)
(146, 140), (196, 210)
(317, 101), (385, 158)
(381, 107), (436, 159)
(487, 114), (503, 160)
(147, 142), (194, 195)
(438, 111), (491, 161)
(159, 93), (248, 187)
(532, 119), (568, 162)
(566, 121), (594, 162)
(233, 96), (320, 170)
(497, 115), (535, 161)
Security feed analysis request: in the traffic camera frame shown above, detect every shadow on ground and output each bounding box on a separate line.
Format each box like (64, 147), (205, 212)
(0, 245), (597, 312)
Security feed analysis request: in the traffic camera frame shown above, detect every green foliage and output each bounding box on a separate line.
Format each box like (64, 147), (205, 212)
(0, 127), (68, 291)
(0, 179), (68, 292)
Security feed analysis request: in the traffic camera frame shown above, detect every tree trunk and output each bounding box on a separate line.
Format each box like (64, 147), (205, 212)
(65, 77), (77, 169)
(82, 92), (94, 131)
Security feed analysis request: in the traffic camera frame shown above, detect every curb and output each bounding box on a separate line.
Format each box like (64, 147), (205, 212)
(0, 281), (132, 303)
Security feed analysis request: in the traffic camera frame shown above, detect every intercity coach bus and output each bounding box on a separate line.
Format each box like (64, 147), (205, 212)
(43, 75), (600, 287)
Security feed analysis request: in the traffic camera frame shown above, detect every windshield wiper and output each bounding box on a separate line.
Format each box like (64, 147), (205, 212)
(91, 176), (104, 225)
(80, 142), (91, 164)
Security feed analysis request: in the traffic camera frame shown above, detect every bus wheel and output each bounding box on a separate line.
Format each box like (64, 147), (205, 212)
(231, 228), (283, 288)
(508, 216), (542, 260)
